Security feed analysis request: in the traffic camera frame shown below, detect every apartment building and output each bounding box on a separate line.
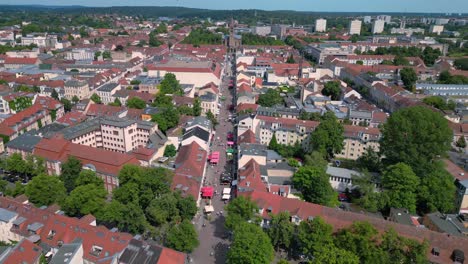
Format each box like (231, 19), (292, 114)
(147, 60), (222, 87)
(61, 116), (158, 153)
(65, 48), (94, 61)
(430, 25), (444, 35)
(336, 125), (381, 160)
(372, 20), (385, 34)
(64, 79), (90, 100)
(253, 26), (272, 36)
(199, 92), (219, 116)
(315, 19), (327, 32)
(21, 33), (57, 48)
(96, 83), (121, 104)
(348, 20), (362, 35)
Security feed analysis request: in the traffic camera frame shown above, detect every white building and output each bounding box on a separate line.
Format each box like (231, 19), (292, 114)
(66, 48), (94, 61)
(147, 60), (222, 87)
(348, 20), (362, 35)
(21, 34), (57, 48)
(430, 25), (444, 35)
(377, 15), (392, 23)
(96, 83), (121, 104)
(435, 18), (450, 25)
(315, 19), (327, 32)
(253, 26), (272, 36)
(363, 16), (372, 24)
(372, 20), (385, 34)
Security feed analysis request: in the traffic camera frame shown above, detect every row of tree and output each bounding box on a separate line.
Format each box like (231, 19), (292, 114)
(225, 196), (428, 264)
(5, 156), (199, 253)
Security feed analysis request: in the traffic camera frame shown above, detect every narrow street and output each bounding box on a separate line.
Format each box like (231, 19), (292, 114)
(191, 53), (236, 264)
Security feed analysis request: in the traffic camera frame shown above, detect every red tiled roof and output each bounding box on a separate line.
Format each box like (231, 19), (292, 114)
(236, 103), (259, 114)
(174, 141), (207, 178)
(3, 239), (41, 264)
(0, 103), (47, 136)
(33, 137), (140, 176)
(86, 104), (126, 117)
(56, 111), (87, 126)
(158, 247), (187, 264)
(132, 147), (156, 162)
(4, 57), (38, 65)
(238, 129), (257, 144)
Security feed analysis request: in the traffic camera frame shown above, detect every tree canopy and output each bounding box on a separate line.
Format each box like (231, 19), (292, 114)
(399, 67), (417, 92)
(25, 174), (66, 206)
(225, 196), (259, 230)
(257, 89), (283, 107)
(310, 112), (344, 159)
(321, 81), (341, 100)
(380, 106), (452, 176)
(126, 97), (146, 109)
(90, 93), (102, 104)
(292, 166), (338, 207)
(164, 219), (199, 253)
(163, 144), (177, 157)
(227, 222), (274, 264)
(60, 156), (82, 193)
(159, 73), (183, 95)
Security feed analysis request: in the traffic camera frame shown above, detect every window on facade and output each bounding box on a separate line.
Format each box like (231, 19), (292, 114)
(113, 131), (118, 136)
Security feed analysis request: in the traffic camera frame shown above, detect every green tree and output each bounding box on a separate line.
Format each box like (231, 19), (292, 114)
(267, 211), (294, 251)
(102, 51), (111, 59)
(227, 222), (274, 264)
(126, 97), (146, 109)
(268, 133), (280, 150)
(286, 54), (295, 63)
(72, 95), (79, 104)
(418, 163), (456, 213)
(60, 156), (82, 193)
(159, 73), (183, 95)
(335, 221), (384, 263)
(322, 81), (341, 100)
(311, 246), (359, 264)
(380, 106), (452, 176)
(310, 112), (344, 159)
(149, 30), (163, 47)
(152, 106), (180, 132)
(62, 184), (107, 217)
(60, 98), (72, 112)
(51, 89), (59, 100)
(356, 147), (382, 172)
(393, 55), (410, 66)
(292, 166), (338, 206)
(351, 170), (380, 212)
(399, 67), (417, 92)
(164, 220), (199, 253)
(297, 217), (334, 257)
(90, 93), (102, 104)
(454, 58), (468, 70)
(303, 151), (328, 171)
(99, 200), (148, 234)
(146, 192), (180, 226)
(225, 196), (259, 230)
(153, 94), (173, 108)
(193, 98), (202, 116)
(456, 136), (467, 148)
(155, 23), (168, 34)
(380, 163), (420, 213)
(205, 110), (218, 127)
(257, 89), (283, 107)
(109, 97), (122, 107)
(163, 144), (177, 157)
(75, 170), (104, 188)
(5, 153), (26, 174)
(25, 174), (66, 206)
(380, 228), (428, 263)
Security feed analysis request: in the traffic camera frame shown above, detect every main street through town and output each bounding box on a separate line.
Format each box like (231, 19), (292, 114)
(191, 53), (236, 264)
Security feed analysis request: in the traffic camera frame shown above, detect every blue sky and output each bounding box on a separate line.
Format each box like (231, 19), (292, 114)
(1, 0), (468, 13)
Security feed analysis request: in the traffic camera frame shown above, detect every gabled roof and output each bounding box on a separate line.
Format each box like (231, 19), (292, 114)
(238, 129), (257, 144)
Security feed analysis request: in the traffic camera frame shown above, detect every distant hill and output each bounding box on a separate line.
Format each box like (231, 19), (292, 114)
(0, 5), (461, 25)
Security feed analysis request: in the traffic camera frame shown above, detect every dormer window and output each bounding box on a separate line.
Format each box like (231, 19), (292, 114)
(431, 247), (440, 257)
(91, 245), (103, 256)
(47, 230), (56, 240)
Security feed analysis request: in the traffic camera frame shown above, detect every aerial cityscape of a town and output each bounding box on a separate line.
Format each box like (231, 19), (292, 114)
(0, 1), (466, 263)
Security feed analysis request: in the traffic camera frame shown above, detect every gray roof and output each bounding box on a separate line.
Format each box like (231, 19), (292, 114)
(64, 79), (87, 87)
(12, 216), (26, 225)
(266, 150), (283, 161)
(143, 107), (160, 115)
(0, 208), (17, 223)
(27, 222), (44, 232)
(186, 116), (212, 131)
(426, 212), (468, 237)
(49, 239), (83, 264)
(326, 166), (361, 179)
(240, 143), (268, 157)
(349, 109), (372, 119)
(389, 208), (415, 226)
(118, 239), (166, 264)
(199, 92), (216, 102)
(97, 83), (119, 92)
(148, 130), (167, 147)
(5, 133), (42, 152)
(183, 126), (210, 142)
